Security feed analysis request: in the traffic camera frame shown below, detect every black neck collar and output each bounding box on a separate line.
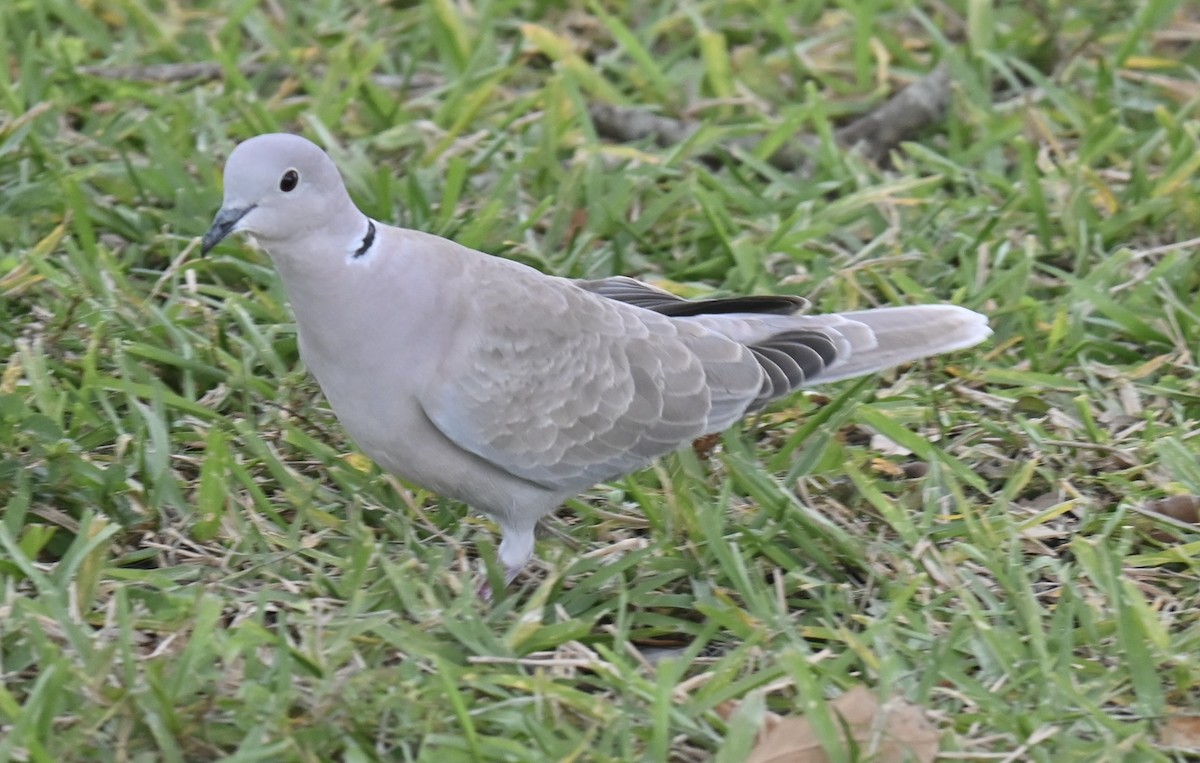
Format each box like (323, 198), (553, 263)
(353, 219), (376, 259)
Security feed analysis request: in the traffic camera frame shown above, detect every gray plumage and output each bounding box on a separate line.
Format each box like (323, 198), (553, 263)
(201, 133), (992, 589)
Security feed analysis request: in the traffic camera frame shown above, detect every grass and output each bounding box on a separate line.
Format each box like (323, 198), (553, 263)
(1, 0), (1198, 760)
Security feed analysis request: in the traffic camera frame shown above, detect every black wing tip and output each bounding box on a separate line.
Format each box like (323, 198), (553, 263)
(746, 331), (838, 408)
(654, 294), (808, 317)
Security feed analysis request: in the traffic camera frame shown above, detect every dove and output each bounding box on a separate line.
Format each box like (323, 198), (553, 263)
(200, 133), (991, 592)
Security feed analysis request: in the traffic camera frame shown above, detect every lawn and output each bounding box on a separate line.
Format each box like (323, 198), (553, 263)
(1, 0), (1198, 761)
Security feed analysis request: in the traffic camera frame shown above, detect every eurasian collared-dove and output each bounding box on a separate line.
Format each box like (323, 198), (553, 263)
(200, 133), (991, 591)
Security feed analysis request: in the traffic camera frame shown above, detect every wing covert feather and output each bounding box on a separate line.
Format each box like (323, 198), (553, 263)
(421, 267), (733, 490)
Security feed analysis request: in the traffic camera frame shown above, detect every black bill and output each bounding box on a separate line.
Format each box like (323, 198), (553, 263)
(200, 205), (254, 255)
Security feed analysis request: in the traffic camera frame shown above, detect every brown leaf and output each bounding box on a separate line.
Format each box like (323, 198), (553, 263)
(691, 433), (722, 460)
(1160, 714), (1200, 750)
(564, 208), (589, 245)
(745, 686), (939, 763)
(1146, 495), (1200, 525)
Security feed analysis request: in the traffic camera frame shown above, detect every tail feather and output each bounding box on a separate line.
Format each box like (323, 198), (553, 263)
(683, 303), (991, 414)
(810, 305), (991, 384)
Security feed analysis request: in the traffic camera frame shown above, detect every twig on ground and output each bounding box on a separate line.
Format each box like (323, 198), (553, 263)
(588, 62), (953, 172)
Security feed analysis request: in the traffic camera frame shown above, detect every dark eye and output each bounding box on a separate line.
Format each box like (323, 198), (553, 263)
(280, 169), (299, 192)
